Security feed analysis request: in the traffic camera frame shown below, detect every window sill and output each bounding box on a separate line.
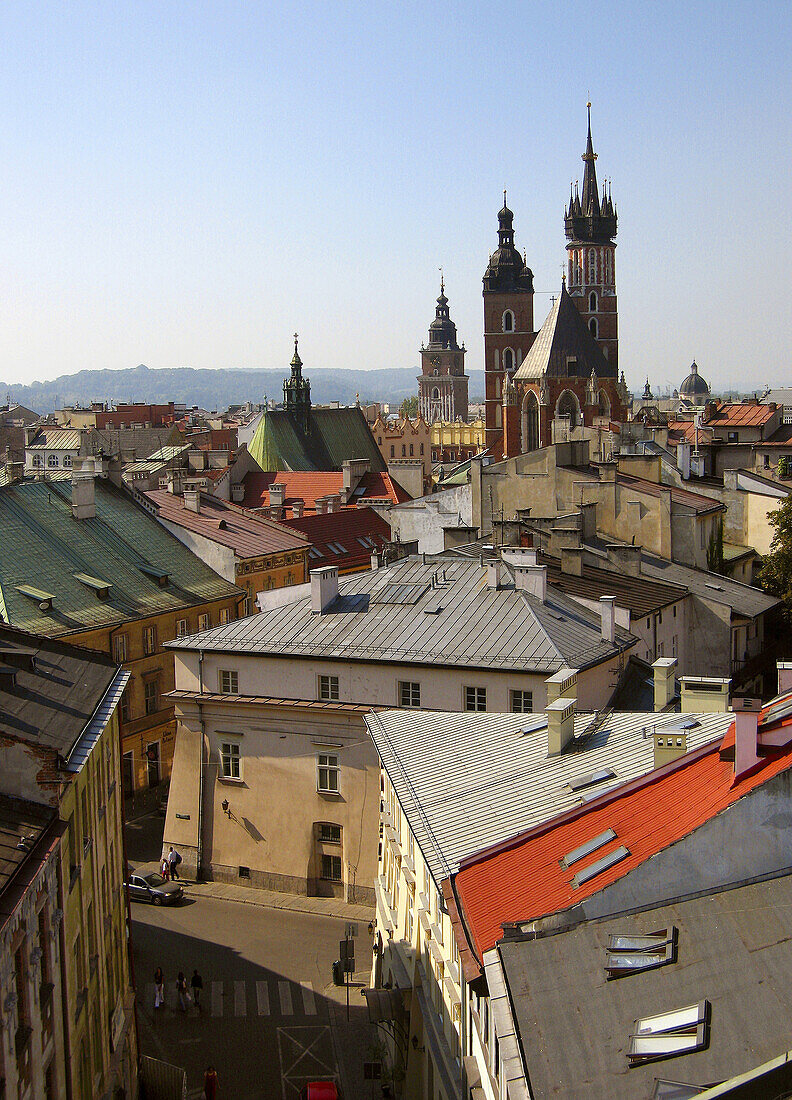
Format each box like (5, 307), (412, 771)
(317, 789), (342, 798)
(218, 776), (245, 786)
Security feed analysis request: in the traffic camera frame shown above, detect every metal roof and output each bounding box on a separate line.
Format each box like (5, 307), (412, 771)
(498, 873), (792, 1100)
(0, 795), (57, 898)
(366, 706), (733, 888)
(0, 479), (242, 636)
(248, 406), (385, 472)
(514, 284), (615, 381)
(66, 668), (129, 772)
(169, 555), (635, 673)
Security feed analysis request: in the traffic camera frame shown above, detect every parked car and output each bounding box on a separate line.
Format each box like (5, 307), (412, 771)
(125, 871), (183, 905)
(301, 1085), (339, 1100)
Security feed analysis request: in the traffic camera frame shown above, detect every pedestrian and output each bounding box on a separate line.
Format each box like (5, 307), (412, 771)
(190, 968), (203, 1009)
(168, 845), (182, 880)
(176, 971), (190, 1012)
(160, 856), (170, 881)
(203, 1066), (218, 1100)
(154, 966), (164, 1009)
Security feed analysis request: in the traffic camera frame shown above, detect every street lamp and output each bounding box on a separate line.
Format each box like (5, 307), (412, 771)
(221, 799), (230, 816)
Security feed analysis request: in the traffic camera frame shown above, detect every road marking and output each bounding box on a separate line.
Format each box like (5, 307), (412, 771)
(234, 980), (246, 1016)
(256, 980), (270, 1015)
(299, 981), (316, 1015)
(211, 981), (223, 1017)
(278, 980), (293, 1015)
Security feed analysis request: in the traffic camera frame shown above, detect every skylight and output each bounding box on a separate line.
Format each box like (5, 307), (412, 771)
(606, 926), (678, 980)
(568, 767), (616, 793)
(561, 828), (616, 869)
(373, 583), (429, 605)
(571, 845), (630, 887)
(628, 1001), (710, 1065)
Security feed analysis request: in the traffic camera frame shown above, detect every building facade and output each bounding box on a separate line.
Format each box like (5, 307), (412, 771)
(418, 281), (469, 424)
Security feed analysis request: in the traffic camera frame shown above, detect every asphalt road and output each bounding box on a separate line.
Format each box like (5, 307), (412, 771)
(131, 886), (351, 1098)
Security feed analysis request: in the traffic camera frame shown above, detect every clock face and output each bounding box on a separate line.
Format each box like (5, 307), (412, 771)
(430, 356), (441, 368)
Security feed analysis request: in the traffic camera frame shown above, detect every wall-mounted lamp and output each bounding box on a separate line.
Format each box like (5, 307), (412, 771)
(411, 1035), (425, 1053)
(221, 799), (230, 816)
(367, 920), (375, 936)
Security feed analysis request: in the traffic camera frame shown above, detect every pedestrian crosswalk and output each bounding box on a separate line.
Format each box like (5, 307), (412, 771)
(144, 977), (321, 1019)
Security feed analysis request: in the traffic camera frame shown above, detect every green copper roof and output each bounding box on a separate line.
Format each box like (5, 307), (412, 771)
(249, 407), (385, 472)
(0, 479), (242, 637)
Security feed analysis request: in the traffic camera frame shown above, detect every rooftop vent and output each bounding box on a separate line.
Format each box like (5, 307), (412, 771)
(139, 563), (170, 587)
(568, 767), (616, 793)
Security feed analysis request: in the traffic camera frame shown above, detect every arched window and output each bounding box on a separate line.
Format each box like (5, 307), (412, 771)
(503, 348), (514, 373)
(502, 310), (514, 333)
(419, 443), (424, 455)
(32, 454), (43, 468)
(589, 318), (598, 339)
(409, 443), (413, 456)
(598, 389), (611, 417)
(589, 291), (597, 313)
(47, 454), (59, 468)
(63, 454), (73, 468)
(401, 444), (406, 457)
(390, 445), (395, 458)
(432, 387), (440, 400)
(522, 391), (540, 453)
(556, 390), (579, 429)
(433, 368), (439, 376)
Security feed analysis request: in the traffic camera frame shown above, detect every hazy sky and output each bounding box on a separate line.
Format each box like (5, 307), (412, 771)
(2, 1), (791, 396)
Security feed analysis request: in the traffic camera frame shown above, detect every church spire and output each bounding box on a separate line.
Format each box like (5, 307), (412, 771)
(565, 104), (616, 244)
(581, 102), (601, 219)
(283, 331), (311, 431)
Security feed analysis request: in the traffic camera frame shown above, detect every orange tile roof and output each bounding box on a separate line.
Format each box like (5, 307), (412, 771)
(707, 403), (777, 428)
(280, 507), (391, 574)
(454, 707), (792, 963)
(241, 470), (408, 512)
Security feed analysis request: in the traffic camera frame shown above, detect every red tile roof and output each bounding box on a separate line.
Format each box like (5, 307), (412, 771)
(280, 507), (391, 574)
(143, 488), (308, 559)
(706, 403), (777, 428)
(240, 470), (408, 513)
(454, 705), (792, 963)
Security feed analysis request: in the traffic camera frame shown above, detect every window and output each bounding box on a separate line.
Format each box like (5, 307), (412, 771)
(510, 689), (533, 713)
(176, 618), (189, 637)
(219, 608), (230, 625)
(319, 675), (339, 701)
(318, 823), (341, 843)
(317, 753), (339, 793)
(589, 317), (598, 339)
(321, 854), (342, 881)
(198, 613), (210, 631)
(409, 443), (413, 456)
(119, 688), (131, 723)
(399, 681), (420, 707)
(589, 291), (597, 312)
(221, 742), (240, 779)
(420, 443), (424, 455)
(628, 1001), (710, 1064)
(47, 454), (59, 468)
(32, 454), (43, 467)
(113, 634), (128, 663)
(502, 310), (514, 332)
(503, 348), (514, 373)
(144, 679), (159, 715)
(606, 926), (677, 979)
(219, 669), (239, 694)
(401, 444), (406, 456)
(143, 625), (157, 655)
(465, 686), (486, 711)
(390, 445), (395, 458)
(64, 454), (73, 468)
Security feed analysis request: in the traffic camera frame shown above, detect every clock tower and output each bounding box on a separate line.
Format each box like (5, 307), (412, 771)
(418, 279), (468, 423)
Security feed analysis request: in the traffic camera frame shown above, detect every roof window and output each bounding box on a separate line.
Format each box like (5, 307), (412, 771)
(561, 828), (616, 869)
(571, 844), (630, 887)
(568, 767), (616, 793)
(606, 926), (678, 979)
(651, 1081), (707, 1099)
(16, 584), (55, 611)
(308, 548), (323, 560)
(628, 1001), (710, 1065)
(73, 572), (112, 600)
(139, 563), (170, 587)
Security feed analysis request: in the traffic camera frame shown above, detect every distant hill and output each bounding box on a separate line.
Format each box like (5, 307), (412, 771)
(2, 364), (486, 415)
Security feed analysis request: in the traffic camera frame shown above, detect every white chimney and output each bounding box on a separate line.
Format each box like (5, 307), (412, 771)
(487, 561), (502, 589)
(680, 677), (731, 713)
(231, 483), (245, 503)
(311, 566), (339, 614)
(71, 474), (96, 520)
(652, 657), (677, 712)
(269, 483), (285, 507)
(328, 495), (340, 514)
(653, 728), (688, 770)
(733, 697), (762, 779)
(600, 595), (616, 643)
(183, 489), (201, 513)
(546, 698), (575, 755)
(778, 662), (792, 695)
(292, 499), (305, 519)
(513, 564), (546, 603)
(545, 668), (578, 705)
(370, 552), (379, 571)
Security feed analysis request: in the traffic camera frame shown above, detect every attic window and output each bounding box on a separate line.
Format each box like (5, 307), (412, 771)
(308, 548), (323, 559)
(561, 828), (617, 869)
(606, 926), (678, 979)
(628, 1001), (710, 1065)
(16, 584), (55, 611)
(74, 572), (112, 600)
(139, 563), (170, 587)
(568, 767), (616, 793)
(218, 519), (228, 530)
(571, 845), (630, 888)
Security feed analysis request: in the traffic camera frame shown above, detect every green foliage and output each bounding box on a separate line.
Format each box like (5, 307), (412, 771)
(706, 516), (724, 574)
(760, 494), (792, 620)
(399, 395), (420, 418)
(778, 455), (790, 479)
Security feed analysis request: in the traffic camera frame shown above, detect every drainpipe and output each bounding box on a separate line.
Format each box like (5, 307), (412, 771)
(196, 650), (206, 881)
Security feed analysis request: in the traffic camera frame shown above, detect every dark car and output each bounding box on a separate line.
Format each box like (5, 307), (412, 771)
(125, 872), (183, 905)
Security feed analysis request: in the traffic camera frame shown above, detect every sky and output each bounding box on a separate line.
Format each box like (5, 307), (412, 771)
(1, 1), (791, 397)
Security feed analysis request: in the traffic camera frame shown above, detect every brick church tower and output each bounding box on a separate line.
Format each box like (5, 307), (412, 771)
(482, 196), (535, 451)
(418, 279), (468, 423)
(565, 104), (618, 368)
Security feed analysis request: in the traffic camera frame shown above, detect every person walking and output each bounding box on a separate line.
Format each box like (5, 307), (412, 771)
(153, 966), (165, 1010)
(176, 971), (190, 1012)
(160, 856), (170, 881)
(203, 1066), (218, 1100)
(168, 846), (182, 880)
(190, 968), (203, 1009)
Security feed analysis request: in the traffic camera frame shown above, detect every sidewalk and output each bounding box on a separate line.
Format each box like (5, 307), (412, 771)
(133, 860), (375, 922)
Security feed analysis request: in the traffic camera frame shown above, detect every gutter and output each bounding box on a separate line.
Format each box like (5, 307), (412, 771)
(196, 649), (205, 878)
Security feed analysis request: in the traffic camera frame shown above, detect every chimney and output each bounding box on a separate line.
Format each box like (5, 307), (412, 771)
(311, 566), (339, 614)
(600, 595), (616, 643)
(605, 544), (642, 577)
(732, 697), (762, 779)
(599, 461), (617, 483)
(292, 498), (305, 519)
(71, 473), (96, 520)
(517, 564), (546, 603)
(327, 494), (340, 514)
(183, 489), (201, 513)
(269, 483), (285, 508)
(778, 662), (792, 696)
(546, 698), (576, 755)
(370, 552), (379, 571)
(653, 727), (688, 770)
(231, 483), (245, 503)
(316, 497), (329, 515)
(545, 667), (578, 706)
(487, 561), (502, 589)
(560, 547), (583, 576)
(652, 657), (677, 712)
(680, 676), (731, 713)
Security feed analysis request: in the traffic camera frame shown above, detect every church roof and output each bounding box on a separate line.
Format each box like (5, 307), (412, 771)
(514, 283), (614, 381)
(248, 406), (386, 473)
(679, 361), (710, 397)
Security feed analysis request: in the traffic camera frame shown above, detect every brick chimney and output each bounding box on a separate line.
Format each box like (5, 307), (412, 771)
(311, 566), (339, 614)
(600, 596), (616, 643)
(653, 657), (677, 712)
(733, 697), (762, 779)
(546, 698), (575, 755)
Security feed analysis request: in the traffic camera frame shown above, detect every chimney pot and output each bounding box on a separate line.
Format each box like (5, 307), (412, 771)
(733, 696), (762, 779)
(600, 595), (616, 643)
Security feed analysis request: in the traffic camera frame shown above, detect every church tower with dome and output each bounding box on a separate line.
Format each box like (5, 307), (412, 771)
(679, 361), (711, 406)
(418, 279), (468, 423)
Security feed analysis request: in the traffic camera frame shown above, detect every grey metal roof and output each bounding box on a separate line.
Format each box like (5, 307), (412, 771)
(169, 555), (635, 673)
(498, 872), (792, 1100)
(0, 795), (57, 897)
(66, 669), (129, 772)
(366, 707), (733, 887)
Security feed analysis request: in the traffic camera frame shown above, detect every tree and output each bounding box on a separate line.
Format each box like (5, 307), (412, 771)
(399, 395), (419, 418)
(760, 494), (792, 620)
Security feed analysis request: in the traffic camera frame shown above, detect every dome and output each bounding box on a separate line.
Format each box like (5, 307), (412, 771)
(679, 361), (710, 404)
